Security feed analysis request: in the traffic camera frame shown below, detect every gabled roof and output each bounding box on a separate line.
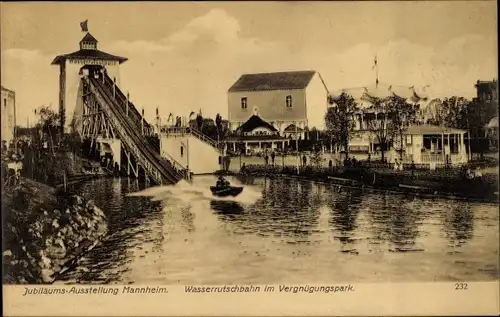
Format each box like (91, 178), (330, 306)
(1, 85), (15, 94)
(405, 124), (466, 135)
(238, 115), (277, 132)
(80, 33), (98, 43)
(283, 124), (304, 132)
(226, 135), (287, 141)
(229, 70), (316, 92)
(51, 49), (128, 65)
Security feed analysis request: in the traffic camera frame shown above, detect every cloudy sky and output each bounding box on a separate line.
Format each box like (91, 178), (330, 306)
(1, 1), (497, 126)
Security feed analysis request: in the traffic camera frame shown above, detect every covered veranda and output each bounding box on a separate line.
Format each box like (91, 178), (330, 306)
(225, 135), (290, 155)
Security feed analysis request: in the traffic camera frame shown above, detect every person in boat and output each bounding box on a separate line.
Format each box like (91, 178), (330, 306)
(216, 176), (230, 188)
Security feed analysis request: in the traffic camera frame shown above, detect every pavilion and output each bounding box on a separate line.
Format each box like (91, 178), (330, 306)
(224, 113), (289, 155)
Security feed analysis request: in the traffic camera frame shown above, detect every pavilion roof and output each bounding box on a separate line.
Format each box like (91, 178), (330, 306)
(328, 83), (431, 109)
(405, 124), (466, 135)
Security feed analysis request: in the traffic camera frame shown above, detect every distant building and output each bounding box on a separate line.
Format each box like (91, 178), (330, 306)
(227, 70), (329, 138)
(473, 79), (498, 104)
(1, 86), (16, 144)
(225, 111), (289, 155)
(402, 124), (468, 166)
(328, 83), (430, 160)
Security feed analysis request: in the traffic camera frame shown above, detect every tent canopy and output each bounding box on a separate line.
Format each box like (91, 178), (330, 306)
(328, 83), (431, 109)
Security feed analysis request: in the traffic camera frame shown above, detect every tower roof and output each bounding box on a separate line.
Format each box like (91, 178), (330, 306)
(80, 32), (98, 44)
(51, 50), (128, 65)
(51, 32), (127, 65)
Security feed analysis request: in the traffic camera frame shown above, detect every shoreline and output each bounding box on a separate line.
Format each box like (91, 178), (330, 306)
(216, 165), (499, 204)
(2, 178), (109, 284)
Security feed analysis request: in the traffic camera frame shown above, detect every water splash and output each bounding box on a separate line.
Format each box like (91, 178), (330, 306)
(128, 177), (262, 206)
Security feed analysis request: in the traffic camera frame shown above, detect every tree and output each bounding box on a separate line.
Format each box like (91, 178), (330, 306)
(424, 96), (469, 128)
(385, 95), (418, 159)
(196, 114), (203, 131)
(60, 132), (83, 159)
(365, 97), (393, 162)
(325, 92), (359, 156)
(215, 113), (222, 143)
(34, 105), (61, 153)
(200, 118), (218, 140)
(309, 146), (324, 167)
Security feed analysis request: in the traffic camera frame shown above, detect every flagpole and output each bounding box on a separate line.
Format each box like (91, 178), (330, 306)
(373, 54), (379, 88)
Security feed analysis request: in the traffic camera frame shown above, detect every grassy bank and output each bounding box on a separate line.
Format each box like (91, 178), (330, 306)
(2, 179), (108, 284)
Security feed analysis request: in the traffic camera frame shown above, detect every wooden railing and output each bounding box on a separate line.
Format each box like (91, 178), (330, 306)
(159, 126), (223, 150)
(421, 153), (444, 164)
(86, 76), (187, 184)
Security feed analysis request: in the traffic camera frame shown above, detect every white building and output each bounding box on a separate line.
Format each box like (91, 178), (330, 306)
(227, 70), (329, 138)
(1, 86), (16, 144)
(225, 111), (289, 155)
(402, 124), (468, 166)
(328, 83), (432, 161)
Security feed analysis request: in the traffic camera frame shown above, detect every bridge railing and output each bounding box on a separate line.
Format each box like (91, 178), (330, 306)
(159, 126), (223, 151)
(187, 126), (222, 150)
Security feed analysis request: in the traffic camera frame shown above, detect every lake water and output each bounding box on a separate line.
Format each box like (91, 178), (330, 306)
(58, 175), (499, 284)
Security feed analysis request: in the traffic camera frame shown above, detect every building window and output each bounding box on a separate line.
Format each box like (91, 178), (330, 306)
(241, 97), (247, 109)
(286, 95), (292, 108)
(405, 135), (412, 145)
(180, 146), (184, 157)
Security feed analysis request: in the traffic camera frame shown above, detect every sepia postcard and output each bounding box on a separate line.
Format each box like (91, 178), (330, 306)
(1, 1), (499, 316)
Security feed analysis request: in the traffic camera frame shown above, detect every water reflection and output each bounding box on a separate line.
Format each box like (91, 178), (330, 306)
(361, 194), (426, 252)
(443, 203), (474, 246)
(326, 188), (362, 251)
(387, 200), (423, 251)
(58, 176), (498, 284)
(61, 178), (165, 284)
(217, 178), (322, 242)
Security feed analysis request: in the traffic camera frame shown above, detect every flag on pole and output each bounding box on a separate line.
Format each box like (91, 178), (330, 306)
(167, 113), (173, 121)
(189, 111), (195, 118)
(156, 107), (159, 116)
(80, 20), (88, 32)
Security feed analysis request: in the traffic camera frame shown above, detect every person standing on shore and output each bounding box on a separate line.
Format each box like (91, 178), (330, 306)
(271, 152), (275, 165)
(302, 154), (307, 166)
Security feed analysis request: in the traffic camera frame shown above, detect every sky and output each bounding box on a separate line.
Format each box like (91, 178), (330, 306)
(1, 1), (497, 126)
